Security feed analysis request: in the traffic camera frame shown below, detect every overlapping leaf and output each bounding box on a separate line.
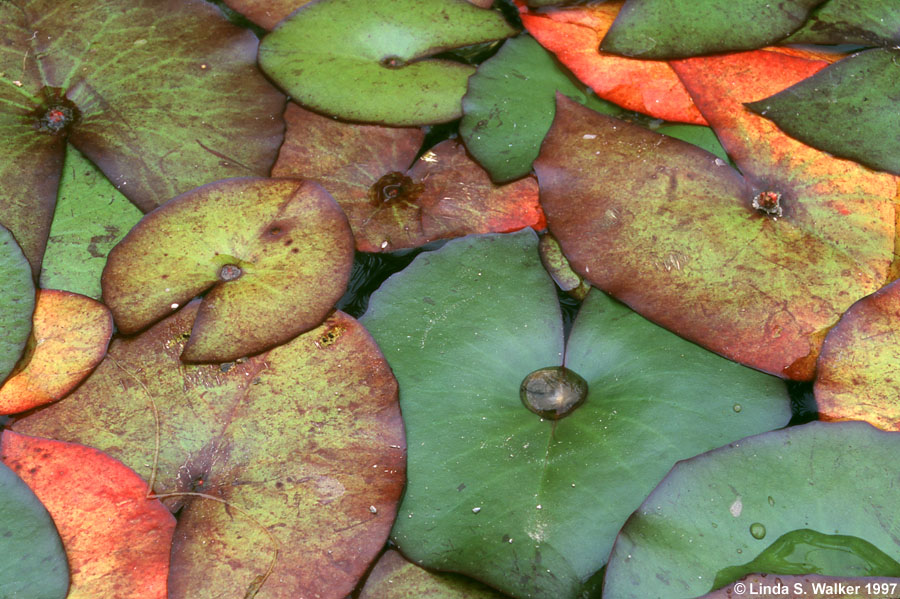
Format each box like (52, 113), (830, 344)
(784, 0), (900, 46)
(12, 301), (405, 599)
(359, 550), (507, 599)
(0, 289), (112, 414)
(0, 0), (284, 274)
(535, 49), (896, 379)
(361, 230), (788, 599)
(102, 177), (354, 362)
(271, 103), (543, 252)
(1, 431), (175, 598)
(0, 225), (34, 385)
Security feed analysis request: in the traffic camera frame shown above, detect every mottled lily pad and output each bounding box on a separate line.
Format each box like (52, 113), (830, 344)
(0, 225), (35, 385)
(102, 177), (354, 363)
(12, 302), (405, 599)
(1, 431), (175, 599)
(359, 550), (507, 599)
(361, 230), (789, 599)
(604, 422), (900, 598)
(783, 0), (900, 47)
(258, 0), (516, 125)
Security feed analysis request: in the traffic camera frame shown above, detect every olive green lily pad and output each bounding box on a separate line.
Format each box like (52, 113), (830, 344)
(360, 230), (789, 599)
(0, 460), (69, 599)
(40, 145), (143, 299)
(0, 225), (35, 385)
(783, 0), (900, 47)
(13, 301), (405, 599)
(604, 421), (900, 598)
(258, 0), (516, 125)
(600, 0), (822, 59)
(747, 48), (900, 176)
(460, 34), (623, 183)
(101, 177), (354, 363)
(359, 550), (507, 599)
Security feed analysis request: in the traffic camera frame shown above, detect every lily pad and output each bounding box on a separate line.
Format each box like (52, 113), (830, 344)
(0, 458), (68, 599)
(0, 225), (34, 385)
(747, 48), (900, 176)
(460, 34), (623, 183)
(101, 177), (354, 363)
(360, 230), (789, 599)
(0, 0), (284, 275)
(536, 49), (896, 380)
(359, 550), (507, 599)
(12, 302), (405, 599)
(603, 421), (900, 598)
(258, 0), (516, 125)
(599, 0), (822, 59)
(0, 289), (112, 415)
(39, 145), (143, 299)
(783, 0), (900, 47)
(1, 431), (176, 599)
(223, 0), (314, 29)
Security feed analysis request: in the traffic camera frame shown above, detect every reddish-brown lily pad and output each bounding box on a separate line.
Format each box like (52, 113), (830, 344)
(1, 431), (176, 599)
(359, 550), (507, 599)
(272, 104), (543, 252)
(0, 289), (112, 415)
(12, 301), (405, 599)
(102, 177), (354, 362)
(535, 50), (896, 380)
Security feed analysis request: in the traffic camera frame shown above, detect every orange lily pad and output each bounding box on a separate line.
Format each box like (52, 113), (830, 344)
(272, 103), (543, 252)
(0, 430), (175, 599)
(0, 289), (112, 415)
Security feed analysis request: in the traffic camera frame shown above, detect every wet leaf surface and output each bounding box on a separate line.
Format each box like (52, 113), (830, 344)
(360, 230), (788, 599)
(783, 0), (900, 47)
(1, 431), (175, 599)
(747, 48), (900, 176)
(101, 177), (354, 363)
(600, 0), (822, 59)
(604, 422), (900, 598)
(0, 289), (112, 415)
(536, 49), (896, 379)
(0, 458), (68, 599)
(259, 0), (516, 125)
(12, 302), (405, 599)
(0, 0), (284, 275)
(359, 550), (507, 599)
(0, 224), (35, 385)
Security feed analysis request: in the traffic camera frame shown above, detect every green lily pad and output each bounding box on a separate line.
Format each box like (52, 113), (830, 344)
(40, 145), (143, 299)
(600, 0), (822, 59)
(360, 230), (789, 599)
(783, 0), (900, 47)
(0, 225), (35, 385)
(13, 301), (405, 599)
(258, 0), (516, 125)
(654, 123), (731, 165)
(0, 0), (284, 275)
(747, 48), (900, 176)
(101, 177), (354, 363)
(359, 550), (507, 599)
(0, 460), (69, 599)
(460, 34), (623, 183)
(604, 421), (900, 598)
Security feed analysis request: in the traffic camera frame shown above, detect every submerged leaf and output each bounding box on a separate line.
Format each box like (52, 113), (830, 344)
(359, 550), (507, 599)
(0, 225), (35, 385)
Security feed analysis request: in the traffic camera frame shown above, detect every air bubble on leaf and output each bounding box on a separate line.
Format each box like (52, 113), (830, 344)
(519, 366), (588, 420)
(750, 522), (767, 539)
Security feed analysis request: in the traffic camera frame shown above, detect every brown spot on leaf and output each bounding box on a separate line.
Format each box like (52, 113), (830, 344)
(368, 172), (424, 207)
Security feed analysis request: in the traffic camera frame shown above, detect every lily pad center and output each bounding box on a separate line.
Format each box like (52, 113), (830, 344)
(519, 366), (588, 420)
(369, 171), (423, 206)
(32, 88), (81, 136)
(752, 190), (784, 218)
(218, 263), (243, 282)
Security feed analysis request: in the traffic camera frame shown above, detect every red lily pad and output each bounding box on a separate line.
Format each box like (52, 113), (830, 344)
(272, 103), (543, 252)
(535, 49), (896, 379)
(12, 301), (405, 599)
(0, 289), (112, 415)
(1, 431), (176, 599)
(101, 177), (354, 362)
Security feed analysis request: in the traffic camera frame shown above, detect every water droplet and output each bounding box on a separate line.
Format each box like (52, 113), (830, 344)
(519, 366), (588, 420)
(768, 496), (775, 507)
(472, 507), (481, 514)
(750, 522), (766, 539)
(219, 263), (242, 281)
(732, 403), (742, 413)
(369, 505), (378, 514)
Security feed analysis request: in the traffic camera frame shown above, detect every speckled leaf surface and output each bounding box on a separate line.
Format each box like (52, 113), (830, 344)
(0, 289), (112, 415)
(12, 302), (405, 599)
(0, 459), (68, 599)
(272, 104), (543, 252)
(604, 422), (900, 598)
(536, 49), (896, 380)
(359, 550), (508, 599)
(40, 145), (142, 299)
(815, 279), (900, 431)
(747, 49), (900, 176)
(600, 0), (823, 58)
(258, 0), (516, 125)
(0, 0), (284, 275)
(361, 231), (788, 599)
(101, 177), (354, 362)
(0, 225), (35, 385)
(1, 431), (175, 599)
(461, 34), (623, 183)
(784, 0), (900, 46)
